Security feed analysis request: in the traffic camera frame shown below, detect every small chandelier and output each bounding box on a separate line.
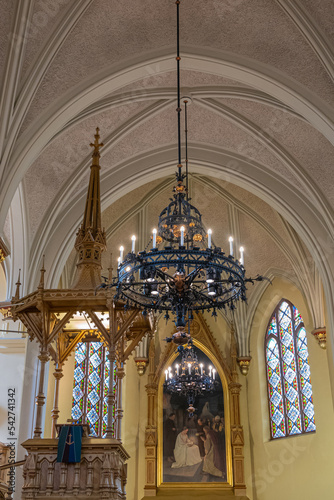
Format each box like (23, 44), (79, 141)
(101, 0), (265, 343)
(164, 343), (219, 416)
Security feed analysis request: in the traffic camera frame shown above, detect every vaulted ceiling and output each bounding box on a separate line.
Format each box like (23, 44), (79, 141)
(1, 0), (334, 351)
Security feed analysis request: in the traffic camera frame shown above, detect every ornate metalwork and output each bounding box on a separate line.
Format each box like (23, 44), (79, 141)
(163, 342), (219, 416)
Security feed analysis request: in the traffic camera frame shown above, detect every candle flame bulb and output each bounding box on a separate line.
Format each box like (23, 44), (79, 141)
(229, 236), (234, 256)
(239, 246), (244, 266)
(180, 226), (185, 246)
(208, 228), (212, 248)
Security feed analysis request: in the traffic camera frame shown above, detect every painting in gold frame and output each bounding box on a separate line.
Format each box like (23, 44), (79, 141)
(158, 341), (233, 488)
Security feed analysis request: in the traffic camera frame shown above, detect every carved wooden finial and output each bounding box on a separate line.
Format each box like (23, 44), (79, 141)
(90, 127), (104, 158)
(38, 255), (46, 289)
(14, 269), (21, 301)
(108, 253), (113, 282)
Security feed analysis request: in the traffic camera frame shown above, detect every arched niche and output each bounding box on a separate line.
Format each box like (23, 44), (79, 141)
(157, 338), (233, 489)
(144, 314), (247, 496)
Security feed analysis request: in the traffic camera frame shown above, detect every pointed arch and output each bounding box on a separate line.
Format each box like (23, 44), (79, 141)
(265, 298), (316, 439)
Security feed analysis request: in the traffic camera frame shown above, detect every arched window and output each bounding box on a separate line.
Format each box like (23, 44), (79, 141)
(71, 341), (112, 437)
(265, 299), (316, 439)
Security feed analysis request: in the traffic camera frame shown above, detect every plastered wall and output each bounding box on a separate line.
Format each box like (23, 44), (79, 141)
(42, 276), (334, 500)
(245, 277), (334, 500)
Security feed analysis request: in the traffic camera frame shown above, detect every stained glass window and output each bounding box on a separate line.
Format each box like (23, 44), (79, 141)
(265, 299), (315, 439)
(72, 341), (114, 437)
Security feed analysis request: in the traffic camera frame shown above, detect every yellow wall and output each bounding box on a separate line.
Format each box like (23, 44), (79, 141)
(123, 356), (148, 499)
(42, 278), (334, 500)
(245, 277), (334, 500)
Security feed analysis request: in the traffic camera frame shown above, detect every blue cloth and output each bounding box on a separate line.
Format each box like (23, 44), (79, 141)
(57, 425), (83, 463)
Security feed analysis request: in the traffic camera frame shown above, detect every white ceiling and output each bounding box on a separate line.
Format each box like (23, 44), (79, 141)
(1, 0), (334, 348)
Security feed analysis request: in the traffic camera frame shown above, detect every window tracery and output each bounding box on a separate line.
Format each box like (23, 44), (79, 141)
(71, 341), (113, 437)
(265, 300), (315, 439)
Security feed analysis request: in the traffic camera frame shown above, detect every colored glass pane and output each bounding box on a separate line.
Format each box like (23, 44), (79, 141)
(296, 327), (316, 432)
(267, 316), (277, 337)
(266, 338), (285, 438)
(72, 341), (115, 438)
(266, 300), (315, 439)
(293, 306), (302, 328)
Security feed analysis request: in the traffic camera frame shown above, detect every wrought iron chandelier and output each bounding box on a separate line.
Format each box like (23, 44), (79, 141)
(164, 342), (219, 416)
(101, 0), (265, 344)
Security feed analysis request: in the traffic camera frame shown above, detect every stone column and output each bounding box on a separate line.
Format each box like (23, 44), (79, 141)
(51, 364), (63, 438)
(115, 364), (125, 441)
(33, 348), (49, 439)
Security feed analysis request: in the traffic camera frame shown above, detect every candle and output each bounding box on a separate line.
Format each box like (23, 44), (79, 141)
(208, 228), (212, 248)
(131, 235), (136, 253)
(153, 228), (157, 248)
(229, 236), (233, 256)
(120, 246), (124, 262)
(212, 368), (216, 380)
(180, 226), (185, 246)
(188, 363), (191, 375)
(199, 363), (203, 375)
(168, 367), (172, 379)
(165, 370), (168, 381)
(239, 246), (244, 266)
(117, 256), (121, 268)
(209, 365), (212, 377)
(176, 364), (179, 376)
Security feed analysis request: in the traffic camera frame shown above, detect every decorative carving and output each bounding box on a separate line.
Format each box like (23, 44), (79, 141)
(0, 238), (9, 263)
(237, 356), (252, 376)
(21, 437), (129, 499)
(312, 327), (326, 349)
(134, 358), (149, 375)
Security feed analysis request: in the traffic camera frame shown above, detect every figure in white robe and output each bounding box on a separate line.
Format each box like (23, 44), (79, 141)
(171, 428), (202, 468)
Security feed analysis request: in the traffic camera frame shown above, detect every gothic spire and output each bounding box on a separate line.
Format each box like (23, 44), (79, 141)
(71, 128), (107, 289)
(82, 127), (104, 235)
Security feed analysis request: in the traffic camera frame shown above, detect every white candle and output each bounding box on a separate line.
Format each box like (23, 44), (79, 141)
(239, 246), (244, 266)
(131, 235), (136, 253)
(117, 256), (121, 268)
(120, 246), (124, 262)
(188, 363), (191, 375)
(212, 368), (216, 380)
(165, 370), (168, 381)
(153, 228), (157, 248)
(176, 364), (179, 376)
(180, 226), (185, 246)
(168, 367), (172, 379)
(199, 363), (203, 375)
(208, 228), (212, 248)
(209, 365), (212, 377)
(229, 236), (233, 256)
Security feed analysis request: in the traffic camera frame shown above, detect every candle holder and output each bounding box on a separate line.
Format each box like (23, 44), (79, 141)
(163, 342), (219, 416)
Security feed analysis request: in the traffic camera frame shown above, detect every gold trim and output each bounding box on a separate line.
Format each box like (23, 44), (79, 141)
(157, 339), (233, 489)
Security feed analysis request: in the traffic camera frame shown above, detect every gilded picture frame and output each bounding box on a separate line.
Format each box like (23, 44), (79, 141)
(157, 339), (233, 490)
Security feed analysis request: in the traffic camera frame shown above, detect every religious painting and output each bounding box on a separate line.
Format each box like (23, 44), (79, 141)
(161, 345), (227, 484)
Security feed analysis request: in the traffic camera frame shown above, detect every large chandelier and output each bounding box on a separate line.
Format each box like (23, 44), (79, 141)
(164, 342), (219, 416)
(102, 0), (265, 344)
